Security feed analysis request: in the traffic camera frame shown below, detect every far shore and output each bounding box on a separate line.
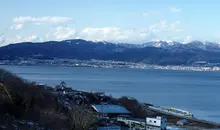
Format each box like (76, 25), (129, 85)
(1, 63), (220, 72)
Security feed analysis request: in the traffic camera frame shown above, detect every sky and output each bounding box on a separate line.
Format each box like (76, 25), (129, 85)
(1, 0), (220, 45)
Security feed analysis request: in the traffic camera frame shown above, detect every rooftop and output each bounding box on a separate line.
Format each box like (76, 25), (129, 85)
(91, 104), (131, 114)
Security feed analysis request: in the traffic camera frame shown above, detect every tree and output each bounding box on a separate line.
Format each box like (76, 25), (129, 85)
(118, 96), (147, 118)
(0, 69), (13, 102)
(60, 81), (66, 89)
(68, 106), (96, 130)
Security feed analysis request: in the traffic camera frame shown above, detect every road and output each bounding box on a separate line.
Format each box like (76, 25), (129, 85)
(141, 104), (220, 128)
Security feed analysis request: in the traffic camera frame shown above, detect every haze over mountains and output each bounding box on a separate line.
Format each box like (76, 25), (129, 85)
(1, 39), (220, 66)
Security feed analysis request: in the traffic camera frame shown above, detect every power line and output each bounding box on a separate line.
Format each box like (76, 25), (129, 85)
(0, 24), (12, 37)
(0, 24), (12, 46)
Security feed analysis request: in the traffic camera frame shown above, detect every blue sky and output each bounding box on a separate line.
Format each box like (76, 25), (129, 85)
(1, 0), (220, 45)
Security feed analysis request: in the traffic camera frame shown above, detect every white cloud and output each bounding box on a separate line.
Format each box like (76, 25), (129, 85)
(47, 26), (76, 40)
(78, 20), (183, 42)
(184, 36), (193, 43)
(2, 20), (186, 45)
(81, 27), (130, 41)
(80, 27), (157, 42)
(10, 24), (23, 30)
(23, 35), (37, 42)
(148, 20), (181, 33)
(76, 20), (183, 42)
(170, 7), (182, 13)
(142, 7), (181, 17)
(13, 16), (72, 23)
(1, 35), (39, 46)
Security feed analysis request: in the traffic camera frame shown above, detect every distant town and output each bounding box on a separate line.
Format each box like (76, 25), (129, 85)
(1, 58), (220, 72)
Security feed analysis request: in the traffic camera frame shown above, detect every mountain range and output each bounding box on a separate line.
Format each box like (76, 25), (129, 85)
(1, 39), (220, 66)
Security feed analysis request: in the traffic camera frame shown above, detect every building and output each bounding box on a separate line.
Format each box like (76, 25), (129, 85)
(146, 116), (167, 130)
(54, 85), (72, 95)
(97, 125), (121, 130)
(117, 116), (145, 128)
(117, 116), (167, 130)
(91, 104), (132, 117)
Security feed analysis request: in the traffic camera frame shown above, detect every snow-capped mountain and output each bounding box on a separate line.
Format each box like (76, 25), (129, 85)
(62, 39), (220, 50)
(138, 40), (220, 51)
(143, 40), (170, 48)
(140, 40), (181, 48)
(2, 39), (220, 66)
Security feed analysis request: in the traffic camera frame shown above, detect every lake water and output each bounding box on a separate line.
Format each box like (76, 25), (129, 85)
(1, 65), (220, 123)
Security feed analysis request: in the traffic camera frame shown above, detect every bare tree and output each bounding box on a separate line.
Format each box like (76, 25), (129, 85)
(0, 69), (13, 102)
(119, 96), (147, 118)
(68, 106), (96, 130)
(0, 83), (13, 102)
(60, 81), (67, 88)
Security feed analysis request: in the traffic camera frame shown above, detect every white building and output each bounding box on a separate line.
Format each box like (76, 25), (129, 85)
(117, 116), (167, 130)
(146, 116), (167, 130)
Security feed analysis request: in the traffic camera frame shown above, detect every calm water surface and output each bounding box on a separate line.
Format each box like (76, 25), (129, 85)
(1, 65), (220, 123)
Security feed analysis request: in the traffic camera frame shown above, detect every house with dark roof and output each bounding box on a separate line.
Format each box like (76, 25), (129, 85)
(91, 104), (132, 117)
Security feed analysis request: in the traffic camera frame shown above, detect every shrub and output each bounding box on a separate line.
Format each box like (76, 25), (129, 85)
(0, 69), (58, 118)
(68, 106), (96, 130)
(118, 96), (147, 118)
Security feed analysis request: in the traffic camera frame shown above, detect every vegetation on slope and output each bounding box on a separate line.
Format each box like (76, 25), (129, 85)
(0, 68), (95, 130)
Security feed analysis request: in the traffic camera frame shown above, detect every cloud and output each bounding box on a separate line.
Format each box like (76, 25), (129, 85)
(184, 36), (193, 43)
(80, 27), (158, 42)
(0, 35), (39, 46)
(44, 20), (183, 42)
(142, 7), (181, 17)
(79, 22), (177, 42)
(13, 16), (72, 23)
(149, 20), (168, 33)
(2, 20), (186, 45)
(80, 27), (130, 41)
(170, 7), (182, 13)
(10, 24), (23, 30)
(23, 35), (38, 42)
(148, 20), (182, 33)
(46, 26), (76, 40)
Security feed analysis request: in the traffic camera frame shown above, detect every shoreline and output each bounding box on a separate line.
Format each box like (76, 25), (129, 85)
(1, 64), (220, 72)
(52, 87), (220, 129)
(1, 58), (220, 72)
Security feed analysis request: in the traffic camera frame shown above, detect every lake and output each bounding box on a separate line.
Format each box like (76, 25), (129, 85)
(1, 65), (220, 123)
